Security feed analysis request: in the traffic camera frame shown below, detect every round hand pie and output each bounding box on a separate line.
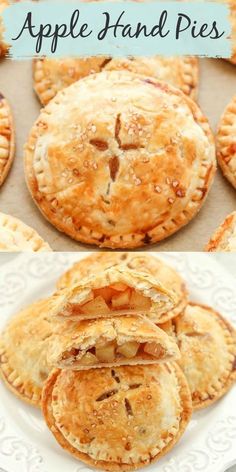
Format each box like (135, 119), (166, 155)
(0, 93), (14, 186)
(0, 298), (57, 406)
(25, 71), (216, 249)
(0, 212), (51, 251)
(57, 252), (188, 323)
(206, 211), (236, 252)
(33, 56), (198, 106)
(42, 364), (192, 471)
(0, 0), (8, 56)
(217, 95), (236, 189)
(48, 315), (180, 370)
(169, 303), (236, 409)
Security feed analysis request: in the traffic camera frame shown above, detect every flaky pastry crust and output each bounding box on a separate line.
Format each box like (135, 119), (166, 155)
(42, 364), (192, 471)
(57, 252), (188, 323)
(24, 71), (216, 249)
(53, 266), (176, 323)
(0, 212), (51, 251)
(0, 93), (14, 186)
(0, 298), (58, 406)
(33, 56), (199, 106)
(48, 315), (180, 369)
(206, 211), (236, 251)
(168, 303), (236, 410)
(217, 95), (236, 189)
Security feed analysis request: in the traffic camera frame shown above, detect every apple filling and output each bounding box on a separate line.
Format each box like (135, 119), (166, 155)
(75, 284), (152, 316)
(60, 340), (166, 367)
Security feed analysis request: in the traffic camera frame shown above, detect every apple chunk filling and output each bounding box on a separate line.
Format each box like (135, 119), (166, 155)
(60, 340), (167, 366)
(79, 285), (151, 315)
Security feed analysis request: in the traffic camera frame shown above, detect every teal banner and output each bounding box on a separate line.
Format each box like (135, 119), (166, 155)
(2, 1), (232, 59)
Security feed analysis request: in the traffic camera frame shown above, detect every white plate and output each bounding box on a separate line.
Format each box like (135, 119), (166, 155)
(0, 252), (235, 472)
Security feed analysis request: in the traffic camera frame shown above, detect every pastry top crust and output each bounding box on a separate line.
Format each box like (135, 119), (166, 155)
(48, 315), (180, 369)
(0, 0), (8, 56)
(33, 55), (198, 106)
(25, 71), (216, 249)
(0, 93), (14, 186)
(33, 57), (108, 106)
(105, 56), (199, 101)
(0, 298), (57, 406)
(53, 266), (176, 322)
(42, 364), (192, 471)
(172, 302), (236, 409)
(0, 212), (51, 251)
(206, 211), (236, 252)
(57, 253), (188, 323)
(217, 95), (236, 189)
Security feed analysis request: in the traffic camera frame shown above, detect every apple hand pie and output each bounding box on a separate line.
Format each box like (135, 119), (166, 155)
(217, 95), (236, 190)
(0, 0), (8, 56)
(57, 252), (188, 323)
(53, 266), (176, 323)
(166, 303), (236, 409)
(0, 93), (14, 187)
(42, 364), (192, 471)
(206, 211), (236, 252)
(33, 55), (198, 106)
(48, 315), (180, 370)
(0, 298), (57, 406)
(0, 212), (51, 251)
(24, 70), (216, 248)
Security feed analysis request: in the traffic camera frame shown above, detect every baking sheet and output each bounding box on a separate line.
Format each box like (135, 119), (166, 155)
(0, 57), (235, 251)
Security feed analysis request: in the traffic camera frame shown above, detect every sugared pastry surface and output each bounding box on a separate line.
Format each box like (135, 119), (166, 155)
(0, 93), (14, 186)
(42, 364), (192, 471)
(57, 253), (188, 323)
(217, 95), (236, 189)
(25, 71), (216, 249)
(0, 212), (51, 251)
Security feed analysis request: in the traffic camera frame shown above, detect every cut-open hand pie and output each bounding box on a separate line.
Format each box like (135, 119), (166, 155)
(53, 266), (176, 323)
(24, 71), (216, 248)
(206, 211), (236, 252)
(0, 298), (57, 406)
(0, 212), (51, 251)
(57, 252), (188, 323)
(48, 315), (180, 370)
(42, 364), (192, 471)
(0, 0), (8, 56)
(169, 303), (236, 410)
(0, 93), (14, 186)
(217, 95), (236, 189)
(33, 56), (198, 106)
(33, 57), (109, 106)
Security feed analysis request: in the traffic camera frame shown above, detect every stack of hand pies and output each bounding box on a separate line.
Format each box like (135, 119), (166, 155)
(0, 253), (235, 471)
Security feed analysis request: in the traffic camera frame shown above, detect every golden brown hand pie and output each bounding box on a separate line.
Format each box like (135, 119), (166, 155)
(57, 252), (188, 323)
(0, 0), (9, 56)
(33, 56), (198, 106)
(42, 364), (192, 471)
(25, 71), (216, 249)
(206, 211), (236, 252)
(168, 303), (236, 410)
(0, 212), (51, 251)
(33, 57), (109, 106)
(217, 95), (236, 189)
(0, 298), (57, 406)
(53, 266), (175, 323)
(0, 93), (14, 186)
(48, 315), (180, 370)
